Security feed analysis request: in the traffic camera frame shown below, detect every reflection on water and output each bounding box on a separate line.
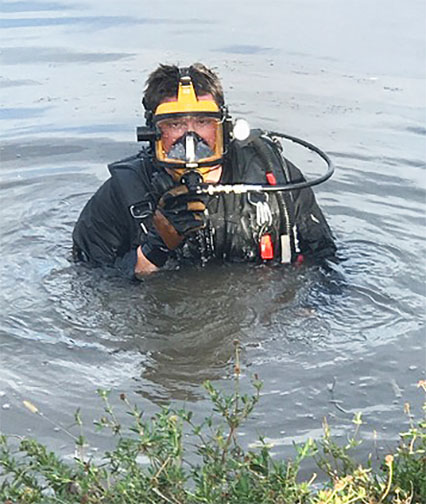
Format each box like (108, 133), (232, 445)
(1, 0), (425, 465)
(44, 259), (312, 401)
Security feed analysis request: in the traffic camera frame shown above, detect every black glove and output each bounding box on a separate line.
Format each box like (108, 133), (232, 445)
(141, 181), (207, 267)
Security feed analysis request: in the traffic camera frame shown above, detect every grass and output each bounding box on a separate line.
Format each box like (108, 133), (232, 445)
(1, 343), (425, 503)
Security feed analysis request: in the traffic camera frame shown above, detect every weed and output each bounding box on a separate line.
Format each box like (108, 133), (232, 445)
(1, 354), (424, 503)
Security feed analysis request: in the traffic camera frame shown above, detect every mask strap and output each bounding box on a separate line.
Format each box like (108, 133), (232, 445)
(178, 67), (191, 81)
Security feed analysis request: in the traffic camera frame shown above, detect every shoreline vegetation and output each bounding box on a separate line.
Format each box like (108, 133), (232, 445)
(1, 344), (425, 504)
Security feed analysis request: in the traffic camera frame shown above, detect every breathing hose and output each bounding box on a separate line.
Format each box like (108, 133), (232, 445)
(194, 132), (334, 195)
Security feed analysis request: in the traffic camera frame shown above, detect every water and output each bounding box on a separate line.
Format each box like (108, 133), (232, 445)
(1, 0), (425, 471)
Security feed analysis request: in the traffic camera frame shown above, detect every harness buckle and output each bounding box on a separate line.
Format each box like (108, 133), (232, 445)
(129, 201), (153, 219)
(129, 201), (153, 236)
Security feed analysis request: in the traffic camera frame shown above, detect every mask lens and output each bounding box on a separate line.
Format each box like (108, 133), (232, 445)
(157, 117), (188, 136)
(157, 116), (217, 137)
(155, 114), (224, 167)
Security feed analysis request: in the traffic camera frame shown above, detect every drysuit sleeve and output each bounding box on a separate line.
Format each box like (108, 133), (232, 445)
(286, 161), (337, 260)
(72, 176), (137, 272)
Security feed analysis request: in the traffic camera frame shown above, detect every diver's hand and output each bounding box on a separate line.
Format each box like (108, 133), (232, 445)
(139, 184), (207, 270)
(153, 185), (207, 249)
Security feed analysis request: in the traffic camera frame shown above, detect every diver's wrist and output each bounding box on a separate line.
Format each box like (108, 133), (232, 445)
(141, 241), (169, 268)
(134, 246), (160, 277)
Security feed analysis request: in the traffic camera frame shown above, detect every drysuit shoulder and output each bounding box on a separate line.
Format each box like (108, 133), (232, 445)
(107, 150), (152, 178)
(106, 150), (155, 203)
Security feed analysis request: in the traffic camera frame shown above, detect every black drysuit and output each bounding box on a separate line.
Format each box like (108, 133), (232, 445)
(72, 130), (336, 276)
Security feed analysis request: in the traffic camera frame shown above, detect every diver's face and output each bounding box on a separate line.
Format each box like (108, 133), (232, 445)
(157, 94), (218, 153)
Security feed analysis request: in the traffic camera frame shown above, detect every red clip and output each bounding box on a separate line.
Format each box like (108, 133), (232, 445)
(296, 254), (304, 265)
(260, 234), (274, 260)
(266, 172), (277, 186)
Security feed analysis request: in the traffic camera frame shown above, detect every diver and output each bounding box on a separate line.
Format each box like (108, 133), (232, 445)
(72, 63), (337, 279)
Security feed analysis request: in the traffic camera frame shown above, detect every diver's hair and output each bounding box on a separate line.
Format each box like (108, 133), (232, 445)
(142, 63), (225, 113)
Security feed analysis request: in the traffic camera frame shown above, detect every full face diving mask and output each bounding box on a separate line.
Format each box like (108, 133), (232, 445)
(152, 75), (224, 180)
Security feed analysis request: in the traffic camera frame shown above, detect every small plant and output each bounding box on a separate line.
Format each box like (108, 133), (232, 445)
(312, 380), (426, 504)
(0, 350), (424, 504)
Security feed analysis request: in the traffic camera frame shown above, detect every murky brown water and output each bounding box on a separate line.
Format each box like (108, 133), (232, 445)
(1, 0), (425, 472)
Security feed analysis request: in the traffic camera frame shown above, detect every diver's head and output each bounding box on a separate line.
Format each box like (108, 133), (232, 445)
(142, 64), (228, 182)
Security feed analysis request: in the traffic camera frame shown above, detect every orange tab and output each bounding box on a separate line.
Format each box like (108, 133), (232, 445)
(260, 234), (274, 260)
(266, 172), (277, 185)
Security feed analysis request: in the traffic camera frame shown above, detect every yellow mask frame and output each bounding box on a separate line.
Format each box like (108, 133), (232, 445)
(154, 75), (220, 116)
